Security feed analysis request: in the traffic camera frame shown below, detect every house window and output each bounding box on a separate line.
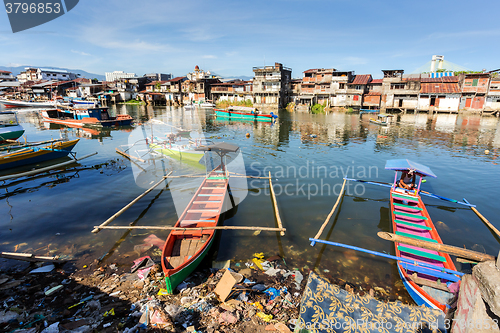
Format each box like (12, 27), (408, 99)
(391, 83), (405, 89)
(355, 85), (361, 90)
(339, 83), (345, 89)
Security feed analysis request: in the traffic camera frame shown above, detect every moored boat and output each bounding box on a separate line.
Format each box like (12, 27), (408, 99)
(0, 139), (79, 170)
(149, 136), (206, 169)
(215, 106), (277, 122)
(0, 99), (68, 108)
(161, 142), (239, 293)
(386, 159), (460, 312)
(0, 112), (25, 143)
(41, 107), (133, 127)
(369, 114), (393, 126)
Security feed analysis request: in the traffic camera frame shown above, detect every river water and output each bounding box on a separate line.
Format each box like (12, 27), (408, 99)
(1, 104), (499, 303)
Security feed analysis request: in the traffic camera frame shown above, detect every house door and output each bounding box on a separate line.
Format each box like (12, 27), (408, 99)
(430, 97), (436, 106)
(398, 99), (403, 107)
(465, 98), (472, 108)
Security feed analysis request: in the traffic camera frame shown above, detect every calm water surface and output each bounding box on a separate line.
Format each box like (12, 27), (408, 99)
(1, 104), (499, 303)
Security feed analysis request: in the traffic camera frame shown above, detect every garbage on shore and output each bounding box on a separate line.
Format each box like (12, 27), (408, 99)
(0, 253), (304, 332)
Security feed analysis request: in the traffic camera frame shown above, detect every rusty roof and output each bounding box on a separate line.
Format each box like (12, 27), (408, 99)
(350, 74), (372, 85)
(421, 76), (459, 83)
(167, 76), (187, 83)
(0, 70), (12, 74)
(370, 79), (383, 84)
(303, 69), (319, 73)
(420, 83), (460, 94)
(365, 91), (381, 96)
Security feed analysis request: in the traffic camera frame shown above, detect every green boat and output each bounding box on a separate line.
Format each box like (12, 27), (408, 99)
(215, 106), (277, 122)
(0, 112), (25, 144)
(149, 140), (206, 170)
(161, 143), (240, 293)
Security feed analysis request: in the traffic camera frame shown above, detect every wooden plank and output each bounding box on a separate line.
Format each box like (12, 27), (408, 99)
(95, 225), (287, 232)
(379, 231), (496, 262)
(393, 202), (423, 211)
(395, 219), (432, 230)
(396, 231), (437, 243)
(393, 211), (428, 220)
(187, 209), (219, 213)
(409, 273), (451, 292)
(0, 252), (65, 263)
(193, 201), (221, 204)
(392, 193), (419, 202)
(398, 246), (446, 262)
(180, 239), (192, 258)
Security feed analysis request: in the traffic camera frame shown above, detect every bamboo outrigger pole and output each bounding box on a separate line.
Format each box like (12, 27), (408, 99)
(378, 232), (495, 262)
(94, 225), (286, 232)
(463, 198), (500, 239)
(116, 147), (146, 163)
(92, 171), (173, 233)
(313, 178), (347, 240)
(268, 171), (285, 236)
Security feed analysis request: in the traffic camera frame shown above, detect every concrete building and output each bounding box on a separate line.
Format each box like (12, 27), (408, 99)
(418, 77), (461, 113)
(105, 71), (137, 82)
(162, 76), (188, 105)
(144, 73), (172, 81)
(17, 67), (77, 83)
(210, 80), (253, 104)
(0, 70), (17, 82)
(459, 73), (490, 111)
(252, 62), (292, 110)
(485, 78), (500, 113)
(184, 66), (221, 103)
(347, 74), (372, 108)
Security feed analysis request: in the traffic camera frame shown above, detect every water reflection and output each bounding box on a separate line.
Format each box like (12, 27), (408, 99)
(1, 104), (500, 307)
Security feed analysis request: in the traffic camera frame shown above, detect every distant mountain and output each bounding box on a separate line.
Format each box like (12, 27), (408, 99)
(224, 75), (253, 81)
(0, 65), (105, 81)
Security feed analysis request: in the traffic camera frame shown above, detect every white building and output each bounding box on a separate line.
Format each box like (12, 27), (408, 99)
(105, 71), (137, 82)
(0, 70), (17, 82)
(17, 67), (77, 83)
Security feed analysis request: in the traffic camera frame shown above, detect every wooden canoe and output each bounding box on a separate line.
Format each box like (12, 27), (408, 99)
(390, 187), (460, 312)
(161, 165), (230, 293)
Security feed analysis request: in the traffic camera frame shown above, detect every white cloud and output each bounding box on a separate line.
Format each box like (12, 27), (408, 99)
(71, 50), (91, 56)
(202, 55), (217, 59)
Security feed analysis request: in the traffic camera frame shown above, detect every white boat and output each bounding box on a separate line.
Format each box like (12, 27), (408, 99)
(0, 99), (68, 108)
(199, 101), (216, 108)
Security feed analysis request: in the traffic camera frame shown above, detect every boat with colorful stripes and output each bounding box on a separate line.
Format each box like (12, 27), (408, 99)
(215, 106), (277, 122)
(161, 143), (239, 293)
(0, 139), (79, 170)
(386, 159), (460, 312)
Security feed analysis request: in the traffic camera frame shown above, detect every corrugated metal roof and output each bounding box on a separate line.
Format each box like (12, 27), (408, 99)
(0, 70), (12, 74)
(365, 91), (382, 96)
(420, 83), (460, 94)
(421, 76), (459, 83)
(350, 74), (372, 85)
(303, 69), (319, 73)
(370, 79), (383, 84)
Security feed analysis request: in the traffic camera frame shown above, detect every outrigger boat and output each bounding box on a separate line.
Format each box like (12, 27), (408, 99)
(0, 111), (25, 143)
(149, 136), (207, 169)
(215, 106), (277, 122)
(161, 142), (239, 293)
(369, 113), (393, 126)
(41, 107), (133, 128)
(0, 139), (79, 170)
(386, 159), (460, 312)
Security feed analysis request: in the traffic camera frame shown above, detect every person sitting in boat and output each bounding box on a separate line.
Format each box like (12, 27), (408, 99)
(399, 169), (416, 190)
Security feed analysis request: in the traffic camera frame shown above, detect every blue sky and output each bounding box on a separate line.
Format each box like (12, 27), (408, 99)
(1, 0), (499, 79)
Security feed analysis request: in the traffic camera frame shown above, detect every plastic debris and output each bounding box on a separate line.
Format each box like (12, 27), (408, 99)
(30, 264), (55, 274)
(157, 288), (170, 296)
(257, 312), (273, 322)
(44, 285), (63, 296)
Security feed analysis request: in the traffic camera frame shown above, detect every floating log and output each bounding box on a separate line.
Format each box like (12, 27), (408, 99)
(92, 171), (173, 233)
(377, 232), (495, 262)
(0, 152), (98, 182)
(116, 147), (146, 163)
(313, 178), (347, 240)
(0, 252), (65, 263)
(93, 225), (286, 232)
(268, 171), (284, 236)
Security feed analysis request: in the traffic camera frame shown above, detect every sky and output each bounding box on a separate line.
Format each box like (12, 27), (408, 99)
(1, 0), (500, 79)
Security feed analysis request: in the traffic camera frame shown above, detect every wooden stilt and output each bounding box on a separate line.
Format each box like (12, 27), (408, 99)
(268, 171), (284, 236)
(93, 225), (286, 232)
(313, 178), (347, 240)
(92, 171), (173, 233)
(377, 232), (495, 262)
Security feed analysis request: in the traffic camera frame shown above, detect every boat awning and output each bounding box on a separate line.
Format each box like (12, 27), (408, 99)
(196, 142), (240, 154)
(385, 159), (437, 178)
